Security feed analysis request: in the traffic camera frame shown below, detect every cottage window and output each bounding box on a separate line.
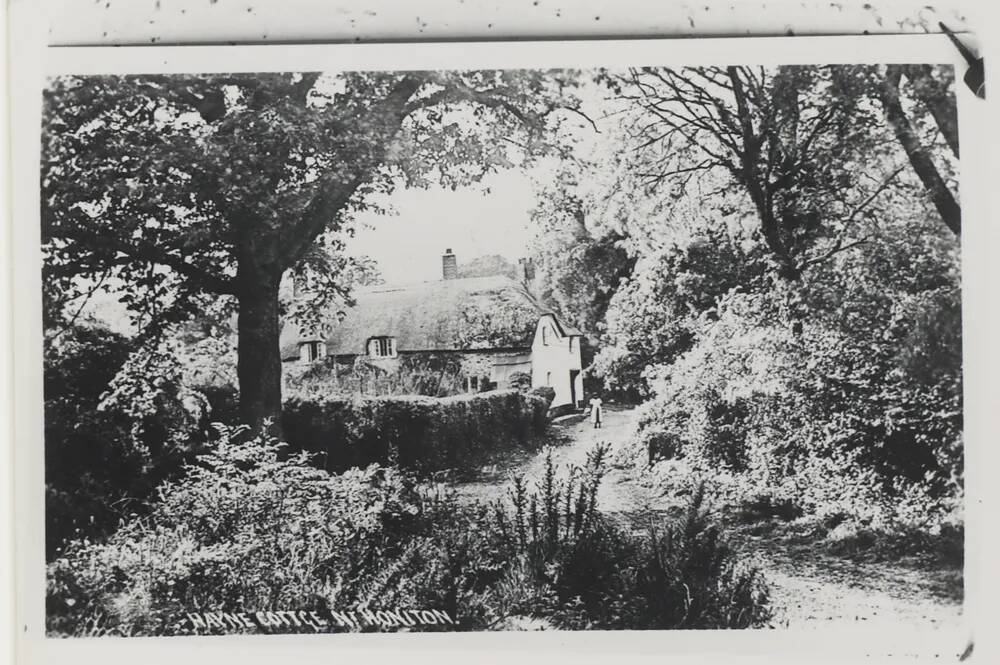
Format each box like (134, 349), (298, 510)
(368, 336), (397, 358)
(292, 274), (306, 300)
(466, 375), (481, 393)
(301, 341), (326, 363)
(542, 326), (550, 345)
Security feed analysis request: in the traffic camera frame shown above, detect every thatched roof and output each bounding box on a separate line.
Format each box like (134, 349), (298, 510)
(280, 275), (582, 361)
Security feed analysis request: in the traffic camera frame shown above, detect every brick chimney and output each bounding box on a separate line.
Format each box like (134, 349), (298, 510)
(442, 249), (458, 280)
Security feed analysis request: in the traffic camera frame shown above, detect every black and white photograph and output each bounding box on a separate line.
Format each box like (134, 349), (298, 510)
(10, 30), (984, 658)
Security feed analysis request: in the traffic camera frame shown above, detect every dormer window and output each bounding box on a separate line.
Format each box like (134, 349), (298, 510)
(367, 336), (397, 358)
(300, 341), (326, 363)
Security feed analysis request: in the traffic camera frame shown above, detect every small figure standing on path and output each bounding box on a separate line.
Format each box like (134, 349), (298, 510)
(589, 396), (603, 429)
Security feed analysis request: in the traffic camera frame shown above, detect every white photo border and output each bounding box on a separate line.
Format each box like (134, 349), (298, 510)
(10, 32), (994, 665)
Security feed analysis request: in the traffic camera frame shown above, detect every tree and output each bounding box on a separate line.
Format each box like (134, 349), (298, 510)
(455, 285), (541, 350)
(605, 66), (942, 280)
(879, 65), (960, 235)
(456, 254), (518, 279)
(44, 323), (209, 556)
(530, 167), (636, 342)
(42, 71), (578, 432)
(592, 217), (768, 396)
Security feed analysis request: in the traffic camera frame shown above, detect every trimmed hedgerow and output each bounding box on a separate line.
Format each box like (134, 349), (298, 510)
(282, 389), (552, 474)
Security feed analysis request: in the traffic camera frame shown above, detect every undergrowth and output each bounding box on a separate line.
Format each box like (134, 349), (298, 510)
(47, 427), (771, 636)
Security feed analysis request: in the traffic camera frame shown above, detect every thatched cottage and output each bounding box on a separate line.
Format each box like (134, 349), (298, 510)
(279, 250), (585, 408)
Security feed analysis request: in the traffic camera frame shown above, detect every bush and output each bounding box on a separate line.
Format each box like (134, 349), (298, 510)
(46, 430), (770, 636)
(47, 426), (432, 636)
(529, 385), (555, 404)
(285, 353), (467, 398)
(633, 280), (963, 535)
(196, 384), (241, 427)
(507, 371), (533, 392)
(282, 389), (551, 474)
(44, 325), (210, 559)
(481, 448), (770, 630)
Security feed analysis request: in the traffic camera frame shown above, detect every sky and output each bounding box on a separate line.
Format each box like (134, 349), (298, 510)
(345, 162), (548, 285)
(342, 77), (614, 286)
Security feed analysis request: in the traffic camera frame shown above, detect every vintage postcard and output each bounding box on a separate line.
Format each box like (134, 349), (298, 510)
(9, 32), (987, 664)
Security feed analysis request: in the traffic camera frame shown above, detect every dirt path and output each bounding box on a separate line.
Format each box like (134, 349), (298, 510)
(451, 405), (672, 516)
(732, 529), (964, 631)
(449, 405), (964, 633)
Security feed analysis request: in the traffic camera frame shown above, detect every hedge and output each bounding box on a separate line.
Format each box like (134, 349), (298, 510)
(282, 389), (552, 473)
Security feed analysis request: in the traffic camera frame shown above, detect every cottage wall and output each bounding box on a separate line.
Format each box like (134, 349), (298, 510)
(530, 315), (583, 408)
(458, 353), (495, 385)
(491, 352), (533, 389)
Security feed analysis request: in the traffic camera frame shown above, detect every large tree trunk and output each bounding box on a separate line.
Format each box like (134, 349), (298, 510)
(227, 77), (425, 437)
(236, 269), (284, 438)
(903, 64), (959, 158)
(727, 66), (800, 280)
(880, 65), (961, 236)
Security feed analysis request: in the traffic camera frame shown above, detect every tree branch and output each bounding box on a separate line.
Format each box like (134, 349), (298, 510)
(802, 237), (870, 270)
(727, 66), (795, 277)
(60, 223), (238, 295)
(278, 75), (425, 267)
(562, 105), (600, 133)
(45, 269), (112, 341)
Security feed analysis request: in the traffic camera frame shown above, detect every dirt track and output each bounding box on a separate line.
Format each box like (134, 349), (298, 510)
(449, 405), (965, 638)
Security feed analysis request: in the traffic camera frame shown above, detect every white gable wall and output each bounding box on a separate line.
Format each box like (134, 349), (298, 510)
(530, 315), (583, 408)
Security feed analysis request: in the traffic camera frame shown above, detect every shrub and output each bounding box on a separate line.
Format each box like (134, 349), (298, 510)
(285, 353), (467, 398)
(507, 371), (533, 392)
(46, 431), (770, 636)
(633, 281), (963, 535)
(197, 383), (240, 418)
(282, 389), (551, 474)
(46, 425), (432, 636)
(529, 385), (555, 405)
(599, 482), (771, 630)
(44, 325), (210, 559)
(489, 449), (770, 630)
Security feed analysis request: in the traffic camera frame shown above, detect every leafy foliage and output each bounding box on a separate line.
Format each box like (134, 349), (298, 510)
(632, 211), (961, 531)
(529, 65), (963, 538)
(282, 389), (552, 474)
(454, 285), (542, 349)
(529, 166), (637, 343)
(42, 70), (582, 428)
(285, 353), (467, 398)
(602, 65), (958, 278)
(593, 218), (768, 396)
(43, 325), (212, 558)
(456, 254), (519, 280)
(47, 431), (769, 636)
(506, 371), (534, 392)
